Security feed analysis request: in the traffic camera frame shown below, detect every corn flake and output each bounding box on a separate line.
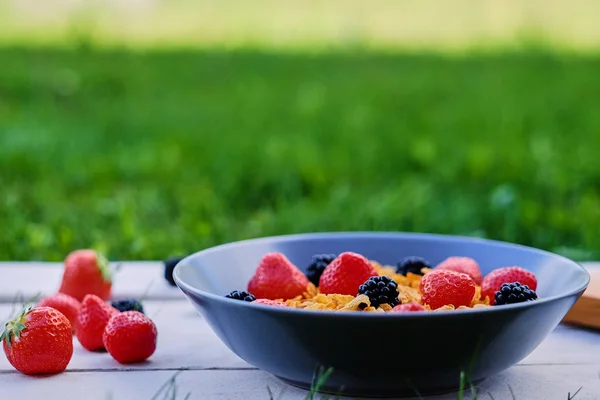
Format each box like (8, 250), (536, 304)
(340, 294), (371, 311)
(398, 286), (421, 304)
(433, 304), (456, 312)
(273, 258), (500, 314)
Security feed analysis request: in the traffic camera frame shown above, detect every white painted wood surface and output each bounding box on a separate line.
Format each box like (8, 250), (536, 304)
(1, 262), (599, 400)
(0, 261), (183, 301)
(1, 366), (599, 400)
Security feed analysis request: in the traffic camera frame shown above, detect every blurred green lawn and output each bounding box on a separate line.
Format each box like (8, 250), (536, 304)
(1, 46), (599, 261)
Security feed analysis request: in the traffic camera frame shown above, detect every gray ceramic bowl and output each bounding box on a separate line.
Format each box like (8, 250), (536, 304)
(173, 232), (589, 397)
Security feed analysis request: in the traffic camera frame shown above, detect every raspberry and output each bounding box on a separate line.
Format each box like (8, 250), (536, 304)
(358, 276), (400, 308)
(319, 252), (379, 296)
(306, 254), (337, 286)
(435, 256), (482, 285)
(253, 299), (287, 307)
(481, 266), (537, 304)
(391, 302), (426, 312)
(396, 256), (430, 276)
(493, 282), (538, 306)
(420, 270), (476, 310)
(225, 290), (256, 302)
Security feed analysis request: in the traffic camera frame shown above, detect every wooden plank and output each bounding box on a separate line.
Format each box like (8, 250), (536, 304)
(0, 365), (599, 400)
(1, 301), (599, 373)
(0, 261), (183, 302)
(0, 301), (251, 372)
(522, 323), (600, 365)
(563, 262), (600, 330)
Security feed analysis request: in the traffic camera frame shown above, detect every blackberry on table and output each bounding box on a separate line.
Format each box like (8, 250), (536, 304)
(164, 256), (185, 286)
(111, 298), (145, 314)
(396, 256), (431, 276)
(306, 254), (337, 286)
(358, 276), (400, 308)
(226, 290), (256, 302)
(494, 282), (538, 306)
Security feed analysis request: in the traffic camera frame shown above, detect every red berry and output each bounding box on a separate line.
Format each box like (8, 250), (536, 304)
(1, 307), (73, 375)
(76, 294), (119, 351)
(247, 253), (309, 300)
(59, 249), (112, 301)
(482, 266), (537, 304)
(103, 311), (157, 364)
(391, 302), (426, 312)
(37, 293), (81, 333)
(420, 270), (476, 310)
(319, 252), (379, 296)
(253, 299), (288, 307)
(435, 256), (483, 285)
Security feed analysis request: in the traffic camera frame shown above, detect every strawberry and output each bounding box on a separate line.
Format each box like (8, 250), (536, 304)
(391, 302), (426, 312)
(420, 269), (476, 310)
(59, 249), (112, 302)
(76, 294), (119, 351)
(319, 252), (379, 296)
(253, 299), (288, 307)
(247, 252), (309, 300)
(1, 306), (73, 375)
(103, 311), (157, 364)
(481, 266), (538, 304)
(435, 256), (483, 285)
(37, 293), (81, 333)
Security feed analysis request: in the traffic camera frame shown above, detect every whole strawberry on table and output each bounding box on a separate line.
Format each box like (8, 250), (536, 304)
(1, 248), (159, 376)
(1, 306), (73, 375)
(224, 251), (539, 312)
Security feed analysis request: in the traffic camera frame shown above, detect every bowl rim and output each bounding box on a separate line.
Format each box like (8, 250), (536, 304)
(173, 231), (591, 319)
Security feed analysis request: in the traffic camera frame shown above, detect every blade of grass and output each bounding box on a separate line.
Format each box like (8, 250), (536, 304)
(306, 366), (334, 400)
(327, 391), (343, 400)
(406, 379), (424, 400)
(508, 384), (517, 400)
(466, 372), (479, 399)
(568, 386), (583, 400)
(159, 374), (176, 400)
(7, 291), (23, 320)
(469, 385), (480, 400)
(457, 371), (466, 400)
(140, 279), (155, 302)
(149, 371), (183, 400)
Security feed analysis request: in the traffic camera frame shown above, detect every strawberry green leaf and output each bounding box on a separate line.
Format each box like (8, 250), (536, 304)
(1, 327), (10, 348)
(96, 252), (112, 282)
(1, 306), (32, 349)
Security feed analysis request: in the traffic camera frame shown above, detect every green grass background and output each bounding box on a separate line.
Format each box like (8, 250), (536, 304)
(1, 1), (599, 261)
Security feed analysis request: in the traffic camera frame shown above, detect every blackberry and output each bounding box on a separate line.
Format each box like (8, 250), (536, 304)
(111, 298), (145, 314)
(306, 254), (337, 286)
(226, 290), (256, 302)
(494, 282), (538, 306)
(396, 256), (430, 276)
(164, 256), (185, 286)
(358, 276), (400, 308)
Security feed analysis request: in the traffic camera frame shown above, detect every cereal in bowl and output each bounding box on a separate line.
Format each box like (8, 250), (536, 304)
(224, 251), (539, 312)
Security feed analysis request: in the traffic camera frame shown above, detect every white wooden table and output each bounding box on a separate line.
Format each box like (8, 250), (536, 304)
(1, 262), (599, 400)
